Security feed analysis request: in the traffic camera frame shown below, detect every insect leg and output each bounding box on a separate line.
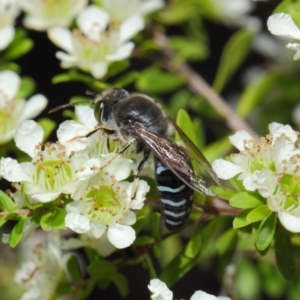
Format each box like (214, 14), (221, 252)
(130, 148), (151, 199)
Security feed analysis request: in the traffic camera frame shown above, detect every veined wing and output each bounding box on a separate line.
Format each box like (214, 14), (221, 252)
(132, 124), (219, 196)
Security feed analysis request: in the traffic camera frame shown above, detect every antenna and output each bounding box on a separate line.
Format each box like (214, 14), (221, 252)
(48, 101), (90, 114)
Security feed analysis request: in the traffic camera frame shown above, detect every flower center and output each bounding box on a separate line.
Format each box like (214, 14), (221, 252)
(36, 160), (72, 190)
(87, 186), (122, 224)
(280, 174), (300, 210)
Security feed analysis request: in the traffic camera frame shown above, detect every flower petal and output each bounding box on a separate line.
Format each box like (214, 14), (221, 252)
(104, 157), (133, 181)
(0, 70), (20, 100)
(229, 130), (252, 151)
(107, 223), (135, 248)
(21, 94), (48, 120)
(190, 290), (218, 300)
(15, 120), (43, 157)
(118, 15), (144, 44)
(148, 279), (173, 300)
(278, 211), (300, 233)
(57, 120), (90, 143)
(287, 42), (300, 60)
(212, 159), (242, 180)
(0, 26), (14, 50)
(77, 5), (109, 42)
(89, 222), (106, 238)
(31, 191), (61, 203)
(90, 62), (108, 79)
(48, 26), (74, 53)
(75, 105), (98, 130)
(106, 42), (134, 61)
(121, 210), (136, 226)
(0, 157), (30, 182)
(267, 13), (300, 40)
(65, 212), (91, 233)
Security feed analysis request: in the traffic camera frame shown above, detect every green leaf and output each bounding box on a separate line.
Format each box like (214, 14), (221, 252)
(215, 228), (238, 255)
(256, 212), (276, 251)
(40, 207), (66, 230)
(158, 1), (197, 24)
(237, 72), (280, 117)
(136, 66), (186, 94)
(38, 118), (56, 141)
(0, 190), (17, 211)
(0, 216), (7, 227)
(87, 260), (115, 280)
(112, 272), (129, 297)
(67, 256), (83, 282)
(274, 226), (296, 281)
(22, 184), (42, 210)
(113, 71), (139, 88)
(184, 230), (202, 258)
(233, 209), (252, 229)
(176, 108), (199, 148)
(16, 77), (36, 99)
(1, 30), (33, 61)
(246, 205), (271, 223)
(230, 192), (265, 209)
(133, 235), (155, 246)
(106, 60), (130, 78)
(144, 253), (158, 279)
(150, 212), (161, 240)
(169, 36), (208, 61)
(213, 187), (236, 201)
(9, 217), (26, 248)
(213, 28), (255, 92)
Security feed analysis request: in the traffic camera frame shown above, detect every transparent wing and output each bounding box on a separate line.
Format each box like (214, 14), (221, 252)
(132, 123), (219, 196)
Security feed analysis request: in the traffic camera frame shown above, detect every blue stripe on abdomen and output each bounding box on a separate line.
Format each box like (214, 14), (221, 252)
(155, 159), (194, 230)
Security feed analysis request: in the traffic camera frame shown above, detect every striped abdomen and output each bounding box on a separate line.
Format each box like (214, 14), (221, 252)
(155, 159), (194, 230)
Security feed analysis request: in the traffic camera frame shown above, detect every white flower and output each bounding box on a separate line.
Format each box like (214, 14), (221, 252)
(100, 0), (164, 23)
(0, 0), (20, 50)
(212, 122), (300, 232)
(20, 0), (87, 30)
(65, 167), (150, 248)
(0, 70), (47, 144)
(267, 13), (300, 60)
(14, 233), (69, 300)
(0, 120), (100, 203)
(48, 5), (144, 78)
(148, 279), (231, 300)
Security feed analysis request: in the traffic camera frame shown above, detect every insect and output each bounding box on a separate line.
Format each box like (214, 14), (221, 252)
(50, 88), (219, 230)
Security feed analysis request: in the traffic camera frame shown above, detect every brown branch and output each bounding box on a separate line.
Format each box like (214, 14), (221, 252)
(0, 209), (30, 217)
(154, 31), (256, 136)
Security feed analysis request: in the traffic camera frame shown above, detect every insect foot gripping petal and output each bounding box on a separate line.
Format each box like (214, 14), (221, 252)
(155, 159), (194, 230)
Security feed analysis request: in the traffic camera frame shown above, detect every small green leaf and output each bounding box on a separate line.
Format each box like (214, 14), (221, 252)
(233, 209), (252, 229)
(67, 256), (83, 282)
(1, 36), (33, 61)
(215, 228), (238, 255)
(176, 108), (199, 148)
(213, 28), (255, 92)
(150, 212), (161, 240)
(112, 272), (129, 297)
(256, 212), (276, 251)
(230, 192), (265, 209)
(170, 36), (208, 61)
(0, 190), (17, 211)
(87, 261), (115, 280)
(9, 217), (26, 248)
(184, 230), (202, 258)
(16, 76), (36, 99)
(274, 226), (296, 281)
(237, 72), (280, 117)
(114, 71), (139, 88)
(136, 66), (186, 94)
(0, 216), (7, 227)
(133, 235), (155, 246)
(144, 253), (158, 279)
(246, 205), (271, 223)
(106, 60), (130, 78)
(40, 208), (66, 230)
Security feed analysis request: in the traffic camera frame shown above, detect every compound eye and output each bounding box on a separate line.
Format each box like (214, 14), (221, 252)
(94, 101), (104, 122)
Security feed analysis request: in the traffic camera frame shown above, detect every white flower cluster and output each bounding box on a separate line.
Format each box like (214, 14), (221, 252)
(0, 70), (47, 144)
(14, 234), (67, 300)
(1, 105), (150, 249)
(148, 279), (231, 300)
(45, 0), (164, 78)
(212, 122), (300, 232)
